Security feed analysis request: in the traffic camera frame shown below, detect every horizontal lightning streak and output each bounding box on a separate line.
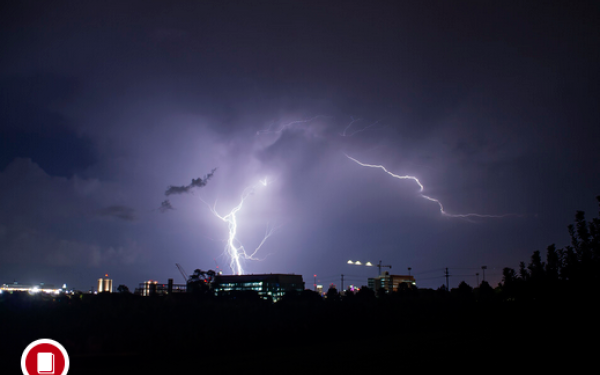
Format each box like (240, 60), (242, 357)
(345, 154), (519, 219)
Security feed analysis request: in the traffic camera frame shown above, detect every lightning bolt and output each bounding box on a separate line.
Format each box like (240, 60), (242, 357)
(205, 181), (278, 275)
(340, 117), (382, 137)
(346, 154), (520, 219)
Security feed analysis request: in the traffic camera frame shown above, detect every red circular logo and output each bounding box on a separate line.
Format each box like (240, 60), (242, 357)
(21, 339), (70, 375)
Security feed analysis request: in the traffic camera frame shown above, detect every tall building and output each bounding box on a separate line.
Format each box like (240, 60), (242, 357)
(368, 272), (416, 293)
(212, 274), (304, 302)
(97, 275), (113, 293)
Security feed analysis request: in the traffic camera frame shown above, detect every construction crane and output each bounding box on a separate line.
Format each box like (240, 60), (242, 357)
(175, 263), (188, 283)
(377, 260), (392, 275)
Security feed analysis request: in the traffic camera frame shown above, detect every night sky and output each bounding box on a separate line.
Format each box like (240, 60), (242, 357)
(1, 1), (599, 291)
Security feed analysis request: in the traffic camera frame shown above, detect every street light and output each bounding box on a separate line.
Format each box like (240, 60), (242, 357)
(348, 260), (390, 274)
(348, 260), (374, 266)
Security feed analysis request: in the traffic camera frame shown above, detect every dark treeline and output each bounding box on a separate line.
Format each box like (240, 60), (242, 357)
(498, 195), (600, 303)
(2, 198), (600, 372)
(0, 286), (542, 373)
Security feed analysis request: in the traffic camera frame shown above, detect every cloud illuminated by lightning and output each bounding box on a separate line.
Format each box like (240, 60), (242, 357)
(204, 181), (279, 275)
(255, 115), (332, 136)
(346, 154), (520, 219)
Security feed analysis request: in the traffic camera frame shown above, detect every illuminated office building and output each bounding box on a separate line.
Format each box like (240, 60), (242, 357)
(212, 274), (304, 302)
(368, 272), (416, 293)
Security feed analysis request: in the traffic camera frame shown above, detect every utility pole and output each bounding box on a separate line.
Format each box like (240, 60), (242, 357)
(408, 267), (412, 276)
(476, 273), (480, 286)
(341, 274), (344, 292)
(481, 266), (487, 283)
(445, 268), (449, 291)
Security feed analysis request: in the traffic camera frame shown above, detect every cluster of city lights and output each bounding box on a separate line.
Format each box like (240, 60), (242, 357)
(347, 260), (373, 266)
(0, 283), (70, 295)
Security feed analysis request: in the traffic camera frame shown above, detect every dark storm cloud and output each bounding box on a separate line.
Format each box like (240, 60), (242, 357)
(157, 200), (174, 213)
(0, 158), (141, 278)
(0, 75), (95, 177)
(165, 168), (217, 196)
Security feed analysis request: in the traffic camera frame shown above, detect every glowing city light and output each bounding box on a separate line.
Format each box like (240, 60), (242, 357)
(348, 260), (374, 266)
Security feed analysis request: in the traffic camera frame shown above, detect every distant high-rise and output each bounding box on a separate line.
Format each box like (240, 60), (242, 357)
(98, 275), (113, 293)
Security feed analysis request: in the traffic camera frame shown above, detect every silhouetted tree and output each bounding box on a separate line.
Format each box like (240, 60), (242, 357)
(281, 289), (299, 301)
(436, 284), (449, 300)
(326, 286), (340, 302)
(527, 250), (546, 298)
(528, 250), (545, 281)
(454, 281), (473, 302)
(512, 195), (600, 301)
(502, 267), (517, 285)
(342, 287), (356, 303)
(355, 286), (376, 303)
(476, 281), (495, 302)
(500, 267), (517, 301)
(393, 282), (417, 302)
(545, 244), (560, 282)
(518, 261), (529, 281)
(559, 245), (578, 282)
(589, 196), (600, 262)
(299, 289), (323, 303)
(574, 210), (592, 262)
(116, 284), (130, 293)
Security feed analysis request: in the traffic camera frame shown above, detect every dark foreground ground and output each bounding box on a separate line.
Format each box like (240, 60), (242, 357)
(1, 292), (596, 374)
